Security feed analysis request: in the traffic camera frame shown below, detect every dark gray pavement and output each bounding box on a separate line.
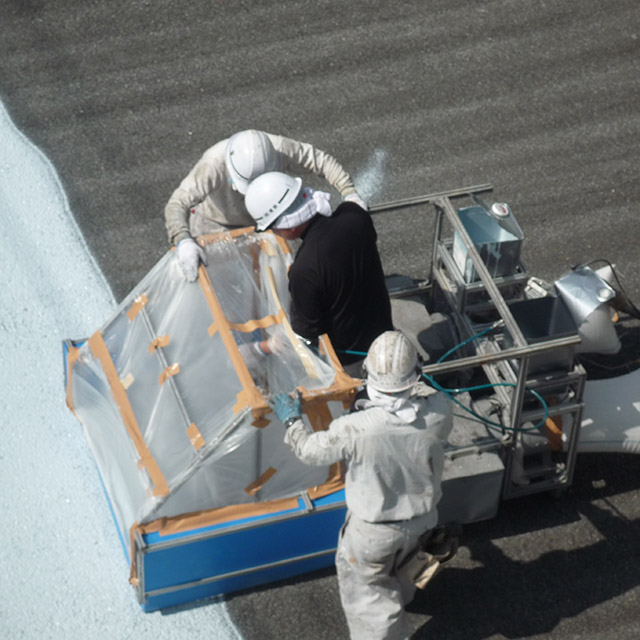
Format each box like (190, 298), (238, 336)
(2, 1), (640, 638)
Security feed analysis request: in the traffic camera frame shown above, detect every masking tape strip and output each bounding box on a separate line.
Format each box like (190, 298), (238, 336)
(121, 372), (135, 390)
(297, 336), (361, 408)
(129, 524), (139, 586)
(133, 483), (346, 539)
(159, 363), (180, 385)
(304, 400), (334, 432)
(244, 467), (277, 496)
(300, 398), (346, 496)
(252, 414), (271, 429)
(249, 240), (263, 283)
(197, 226), (256, 246)
(308, 466), (345, 500)
(148, 334), (170, 354)
(89, 331), (169, 498)
(65, 344), (82, 415)
(186, 423), (205, 451)
(197, 264), (266, 413)
(265, 266), (319, 379)
(272, 232), (292, 255)
(128, 481), (347, 582)
(303, 399), (346, 496)
(319, 334), (360, 388)
(228, 309), (286, 333)
(544, 414), (564, 452)
(260, 237), (278, 257)
(127, 293), (149, 322)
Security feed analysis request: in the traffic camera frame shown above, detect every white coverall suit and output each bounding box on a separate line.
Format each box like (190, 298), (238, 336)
(284, 382), (453, 640)
(164, 132), (359, 245)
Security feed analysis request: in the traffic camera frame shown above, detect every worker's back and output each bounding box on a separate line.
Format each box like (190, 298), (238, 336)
(339, 388), (453, 523)
(288, 201), (393, 364)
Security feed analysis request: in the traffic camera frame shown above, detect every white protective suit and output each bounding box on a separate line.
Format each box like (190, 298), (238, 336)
(284, 382), (453, 640)
(164, 132), (359, 245)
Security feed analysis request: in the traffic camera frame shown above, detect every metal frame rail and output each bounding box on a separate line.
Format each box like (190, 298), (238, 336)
(372, 185), (585, 499)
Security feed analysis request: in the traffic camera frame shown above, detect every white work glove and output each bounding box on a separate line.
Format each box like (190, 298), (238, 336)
(344, 192), (368, 211)
(177, 238), (208, 282)
(254, 335), (285, 357)
(267, 335), (285, 355)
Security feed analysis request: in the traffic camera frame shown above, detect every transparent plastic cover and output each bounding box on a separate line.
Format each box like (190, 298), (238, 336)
(67, 230), (356, 546)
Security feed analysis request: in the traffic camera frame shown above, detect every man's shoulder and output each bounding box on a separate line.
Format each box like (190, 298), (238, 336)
(200, 139), (229, 161)
(309, 202), (372, 236)
(333, 405), (386, 427)
(333, 201), (370, 219)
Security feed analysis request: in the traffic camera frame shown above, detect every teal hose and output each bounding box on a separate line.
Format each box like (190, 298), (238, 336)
(422, 373), (549, 433)
(428, 321), (549, 432)
(338, 320), (550, 433)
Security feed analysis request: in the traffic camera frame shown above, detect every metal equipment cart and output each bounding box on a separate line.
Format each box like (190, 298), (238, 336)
(372, 185), (586, 500)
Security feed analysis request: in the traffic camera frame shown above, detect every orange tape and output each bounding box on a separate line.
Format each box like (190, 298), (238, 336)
(133, 484), (346, 541)
(544, 414), (563, 452)
(308, 464), (345, 500)
(89, 331), (169, 498)
(186, 423), (205, 451)
(159, 363), (180, 385)
(228, 309), (286, 333)
(197, 264), (267, 415)
(244, 467), (278, 496)
(127, 293), (148, 322)
(271, 231), (292, 255)
(302, 398), (346, 496)
(129, 524), (140, 586)
(319, 334), (361, 389)
(252, 415), (271, 429)
(304, 399), (334, 433)
(197, 227), (256, 246)
(148, 334), (170, 354)
(65, 344), (82, 415)
(259, 237), (277, 258)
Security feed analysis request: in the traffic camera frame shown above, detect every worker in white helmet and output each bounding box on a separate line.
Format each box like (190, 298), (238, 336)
(269, 331), (453, 640)
(244, 171), (392, 374)
(165, 129), (367, 281)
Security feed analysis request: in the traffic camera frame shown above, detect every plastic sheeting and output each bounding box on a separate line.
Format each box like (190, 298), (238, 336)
(66, 229), (359, 556)
(579, 369), (640, 454)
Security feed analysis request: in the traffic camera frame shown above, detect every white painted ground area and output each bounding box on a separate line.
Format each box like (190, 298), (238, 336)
(0, 99), (242, 639)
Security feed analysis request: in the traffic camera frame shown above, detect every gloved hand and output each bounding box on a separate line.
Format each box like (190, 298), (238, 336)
(177, 237), (208, 282)
(254, 335), (284, 357)
(344, 192), (369, 211)
(266, 334), (285, 355)
(269, 390), (302, 426)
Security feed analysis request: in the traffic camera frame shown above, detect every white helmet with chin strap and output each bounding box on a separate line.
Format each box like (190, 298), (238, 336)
(244, 171), (302, 231)
(364, 331), (421, 393)
(225, 130), (277, 195)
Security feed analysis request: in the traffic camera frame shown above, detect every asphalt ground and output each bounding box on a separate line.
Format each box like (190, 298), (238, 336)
(2, 1), (639, 638)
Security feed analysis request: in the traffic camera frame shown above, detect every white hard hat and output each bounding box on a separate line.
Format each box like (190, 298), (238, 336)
(244, 171), (302, 231)
(364, 331), (421, 393)
(225, 130), (277, 195)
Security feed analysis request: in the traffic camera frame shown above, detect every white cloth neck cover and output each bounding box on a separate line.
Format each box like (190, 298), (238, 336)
(272, 188), (332, 229)
(364, 385), (420, 424)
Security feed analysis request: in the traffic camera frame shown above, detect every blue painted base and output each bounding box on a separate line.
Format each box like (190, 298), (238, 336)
(137, 491), (347, 612)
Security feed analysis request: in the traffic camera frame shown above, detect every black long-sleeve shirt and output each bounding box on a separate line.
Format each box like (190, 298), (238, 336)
(288, 202), (393, 365)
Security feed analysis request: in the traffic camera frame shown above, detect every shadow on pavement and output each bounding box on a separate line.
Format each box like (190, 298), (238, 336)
(409, 453), (640, 639)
